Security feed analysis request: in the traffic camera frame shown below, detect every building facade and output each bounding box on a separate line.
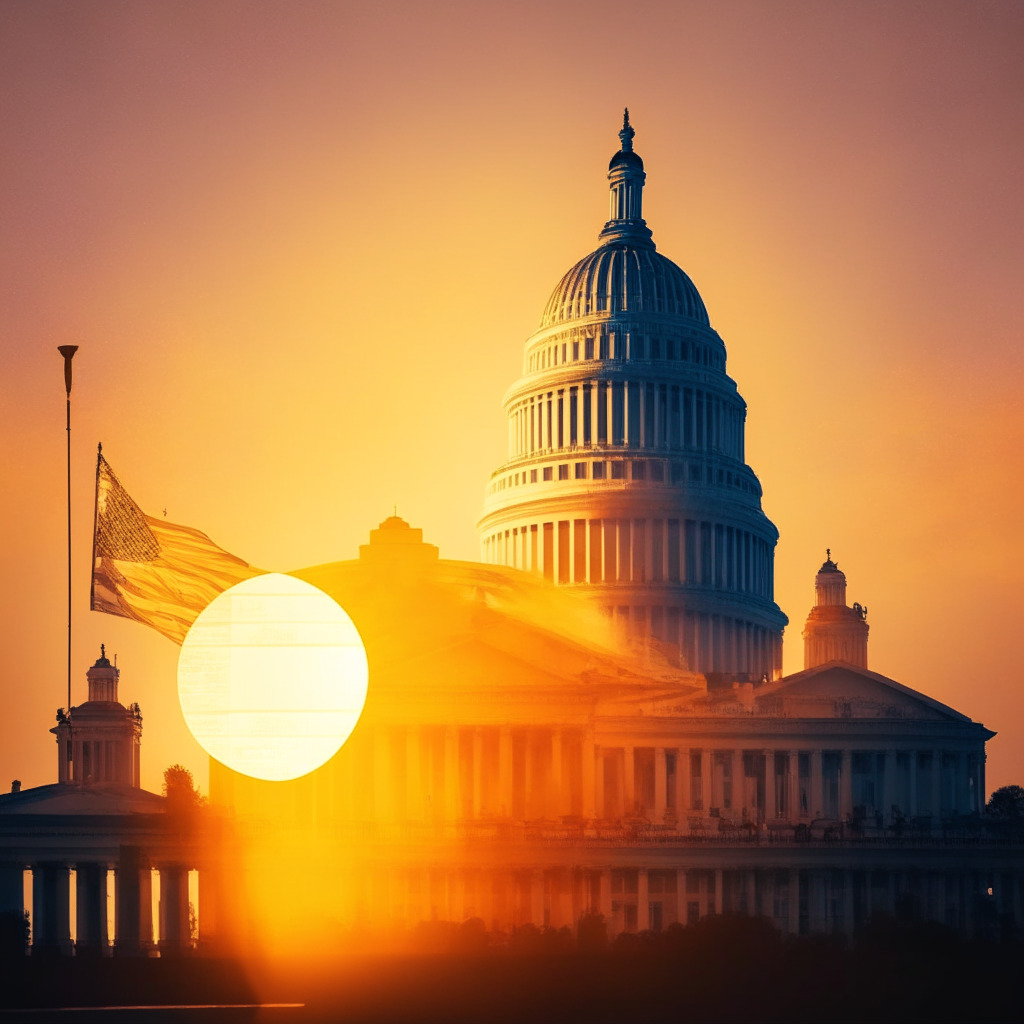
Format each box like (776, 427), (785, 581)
(205, 520), (1011, 949)
(203, 118), (1016, 950)
(0, 649), (203, 956)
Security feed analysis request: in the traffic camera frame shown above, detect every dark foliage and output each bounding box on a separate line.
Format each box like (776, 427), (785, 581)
(987, 784), (1024, 819)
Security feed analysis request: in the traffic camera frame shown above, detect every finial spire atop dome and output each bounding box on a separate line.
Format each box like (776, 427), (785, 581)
(619, 108), (635, 152)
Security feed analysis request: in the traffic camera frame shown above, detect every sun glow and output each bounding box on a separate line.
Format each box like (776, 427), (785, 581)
(177, 573), (368, 781)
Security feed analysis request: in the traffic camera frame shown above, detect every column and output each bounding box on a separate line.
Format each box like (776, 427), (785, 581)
(700, 749), (712, 815)
(159, 864), (190, 953)
(763, 750), (776, 821)
(594, 747), (605, 818)
(788, 750), (800, 821)
(139, 866), (153, 950)
(598, 870), (612, 922)
(582, 730), (596, 819)
(75, 862), (108, 955)
(406, 728), (422, 822)
(840, 749), (853, 821)
(623, 746), (635, 816)
(637, 868), (650, 931)
(499, 726), (512, 818)
(810, 749), (823, 819)
(551, 730), (563, 819)
(788, 870), (800, 935)
(0, 861), (23, 917)
(882, 748), (896, 823)
(114, 848), (143, 956)
(523, 730), (535, 819)
(444, 727), (460, 822)
(530, 871), (545, 927)
(654, 747), (667, 823)
(746, 872), (757, 917)
(32, 863), (72, 955)
(731, 748), (743, 818)
(374, 728), (391, 821)
(677, 747), (690, 821)
(844, 870), (855, 936)
(472, 729), (484, 819)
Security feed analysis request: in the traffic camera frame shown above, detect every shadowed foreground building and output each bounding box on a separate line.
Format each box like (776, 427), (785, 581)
(203, 118), (1017, 951)
(0, 649), (204, 955)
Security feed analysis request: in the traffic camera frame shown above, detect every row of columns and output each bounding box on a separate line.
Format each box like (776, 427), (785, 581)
(0, 857), (193, 955)
(333, 864), (1018, 939)
(486, 515), (774, 602)
(507, 380), (743, 461)
(526, 330), (718, 374)
(325, 729), (984, 828)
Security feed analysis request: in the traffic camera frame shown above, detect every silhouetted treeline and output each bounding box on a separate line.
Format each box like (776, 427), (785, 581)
(2, 915), (1021, 1023)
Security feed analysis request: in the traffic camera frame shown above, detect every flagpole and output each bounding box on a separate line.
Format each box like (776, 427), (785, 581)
(57, 346), (78, 735)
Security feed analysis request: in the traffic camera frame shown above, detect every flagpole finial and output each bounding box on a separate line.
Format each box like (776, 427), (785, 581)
(57, 345), (79, 397)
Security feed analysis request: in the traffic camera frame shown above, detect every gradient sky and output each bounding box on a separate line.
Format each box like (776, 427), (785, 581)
(2, 1), (1022, 796)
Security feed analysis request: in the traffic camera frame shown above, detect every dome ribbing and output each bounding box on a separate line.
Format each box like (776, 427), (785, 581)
(540, 244), (710, 327)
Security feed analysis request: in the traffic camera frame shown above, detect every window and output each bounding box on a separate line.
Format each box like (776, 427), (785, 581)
(542, 466), (553, 481)
(585, 337), (594, 359)
(592, 461), (606, 479)
(558, 464), (569, 480)
(572, 340), (579, 361)
(529, 469), (538, 483)
(575, 462), (587, 479)
(651, 462), (664, 481)
(632, 461), (646, 480)
(611, 461), (626, 479)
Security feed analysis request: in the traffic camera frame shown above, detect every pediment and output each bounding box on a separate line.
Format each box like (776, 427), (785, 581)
(754, 662), (971, 722)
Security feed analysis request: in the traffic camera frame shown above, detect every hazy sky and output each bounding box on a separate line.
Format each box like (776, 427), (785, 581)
(2, 1), (1022, 794)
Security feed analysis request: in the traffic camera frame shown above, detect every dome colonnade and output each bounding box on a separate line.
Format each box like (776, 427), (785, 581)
(479, 112), (787, 680)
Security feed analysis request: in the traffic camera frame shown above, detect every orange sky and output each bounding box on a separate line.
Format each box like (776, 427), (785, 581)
(2, 1), (1022, 796)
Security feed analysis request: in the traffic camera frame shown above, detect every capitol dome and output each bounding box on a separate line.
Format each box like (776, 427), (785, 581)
(540, 245), (710, 328)
(479, 111), (788, 683)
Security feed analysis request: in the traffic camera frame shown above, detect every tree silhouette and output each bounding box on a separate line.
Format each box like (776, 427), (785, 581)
(986, 785), (1024, 819)
(163, 764), (203, 808)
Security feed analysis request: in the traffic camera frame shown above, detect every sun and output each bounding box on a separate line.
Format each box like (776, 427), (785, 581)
(176, 573), (369, 781)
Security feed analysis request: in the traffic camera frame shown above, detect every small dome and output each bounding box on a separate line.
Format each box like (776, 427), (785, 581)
(609, 149), (644, 172)
(540, 243), (710, 328)
(817, 549), (843, 575)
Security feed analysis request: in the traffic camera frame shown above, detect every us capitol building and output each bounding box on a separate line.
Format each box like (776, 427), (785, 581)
(203, 114), (1013, 951)
(2, 115), (1017, 954)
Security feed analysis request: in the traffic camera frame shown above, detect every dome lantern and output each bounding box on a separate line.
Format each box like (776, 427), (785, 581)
(599, 109), (653, 247)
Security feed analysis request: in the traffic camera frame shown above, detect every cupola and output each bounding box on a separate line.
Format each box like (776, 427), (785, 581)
(803, 551), (869, 670)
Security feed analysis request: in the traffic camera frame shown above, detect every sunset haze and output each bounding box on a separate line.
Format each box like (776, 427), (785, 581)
(1, 0), (1022, 799)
